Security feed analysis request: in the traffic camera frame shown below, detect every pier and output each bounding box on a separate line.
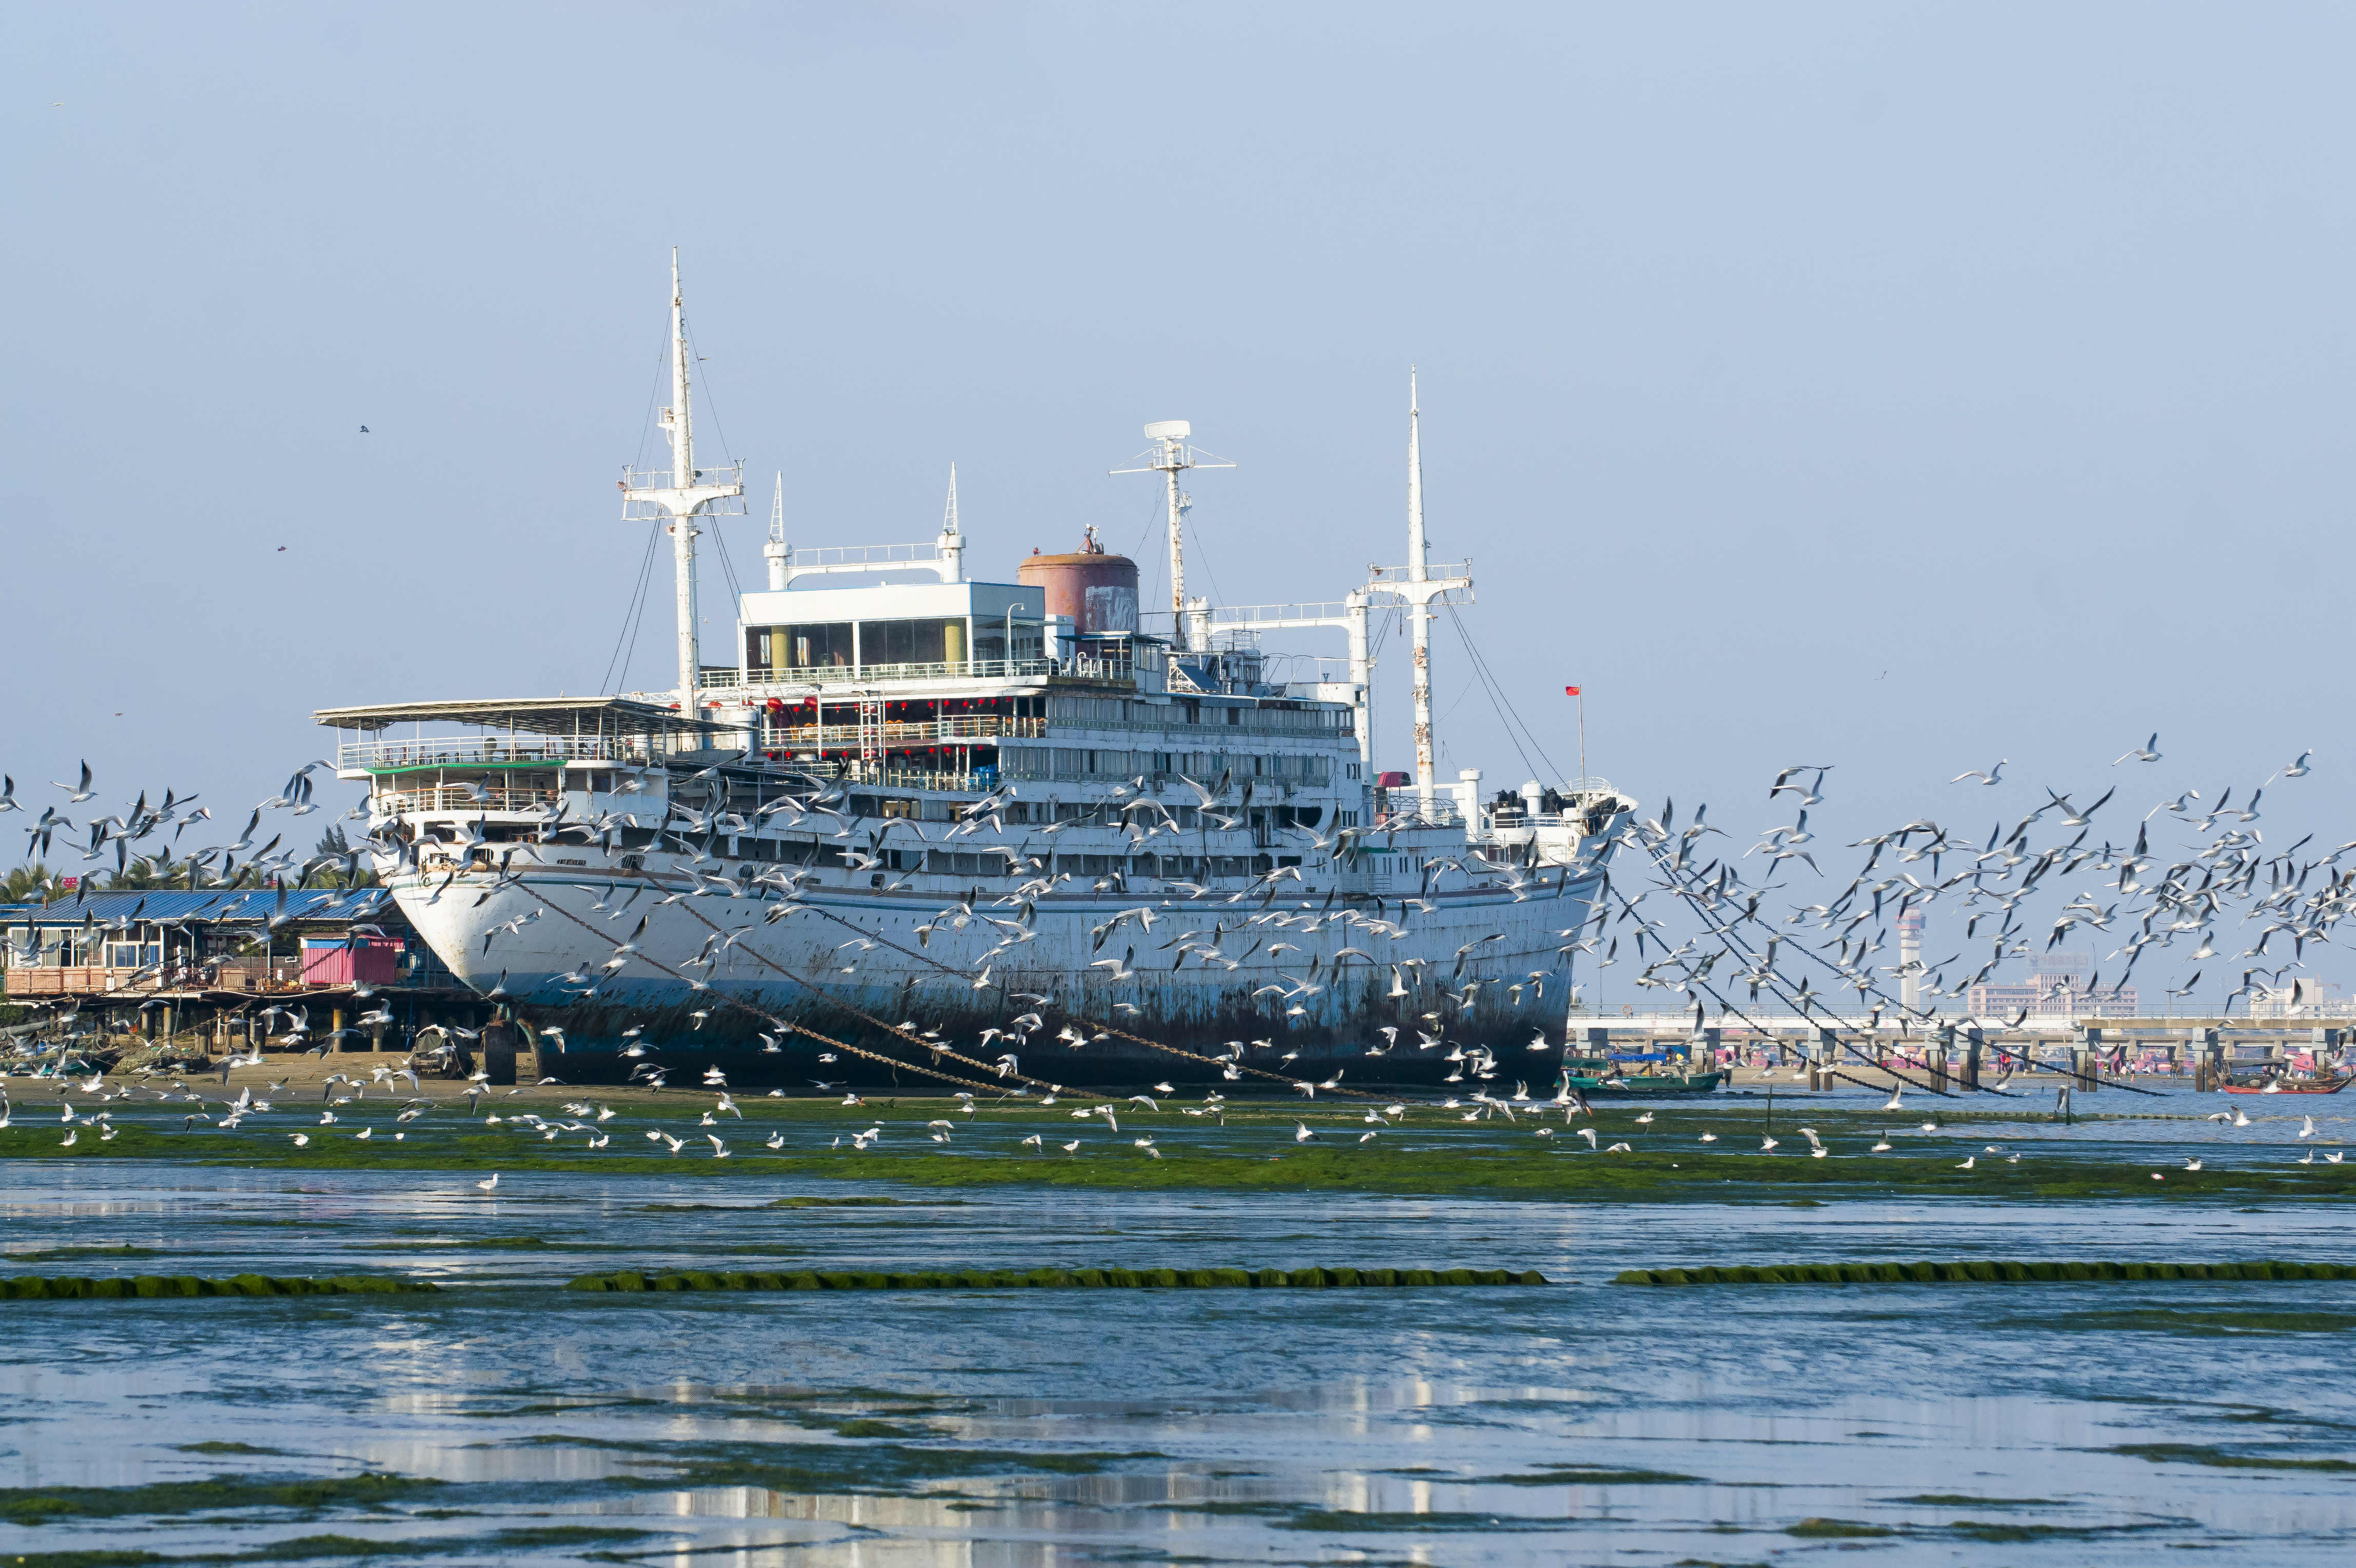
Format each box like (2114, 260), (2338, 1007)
(1565, 1013), (2353, 1092)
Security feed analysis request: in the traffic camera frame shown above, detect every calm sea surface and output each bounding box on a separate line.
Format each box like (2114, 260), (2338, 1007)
(4, 1118), (2354, 1565)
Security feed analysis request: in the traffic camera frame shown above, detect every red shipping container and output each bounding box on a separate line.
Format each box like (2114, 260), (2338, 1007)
(300, 937), (402, 986)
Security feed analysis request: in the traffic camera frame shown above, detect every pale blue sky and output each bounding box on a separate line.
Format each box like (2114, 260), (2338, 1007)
(7, 3), (2351, 994)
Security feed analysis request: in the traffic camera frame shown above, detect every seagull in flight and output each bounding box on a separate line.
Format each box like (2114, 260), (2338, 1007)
(2113, 733), (2162, 766)
(1950, 759), (2008, 787)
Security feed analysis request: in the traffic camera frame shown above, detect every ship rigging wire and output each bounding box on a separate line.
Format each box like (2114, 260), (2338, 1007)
(1442, 600), (1561, 785)
(601, 522), (665, 694)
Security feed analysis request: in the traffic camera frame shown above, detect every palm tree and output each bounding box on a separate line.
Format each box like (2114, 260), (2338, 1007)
(305, 825), (376, 889)
(106, 857), (177, 891)
(0, 864), (58, 904)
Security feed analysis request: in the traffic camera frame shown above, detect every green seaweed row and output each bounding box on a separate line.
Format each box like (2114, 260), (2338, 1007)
(567, 1265), (1547, 1292)
(0, 1273), (441, 1300)
(1615, 1259), (2356, 1286)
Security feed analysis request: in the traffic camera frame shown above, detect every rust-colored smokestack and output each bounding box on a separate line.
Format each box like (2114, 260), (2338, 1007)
(1018, 526), (1139, 635)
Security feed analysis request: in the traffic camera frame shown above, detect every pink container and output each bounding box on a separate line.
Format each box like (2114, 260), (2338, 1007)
(300, 938), (402, 986)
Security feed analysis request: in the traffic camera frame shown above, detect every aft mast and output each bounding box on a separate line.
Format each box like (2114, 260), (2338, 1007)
(1380, 369), (1469, 814)
(620, 250), (744, 715)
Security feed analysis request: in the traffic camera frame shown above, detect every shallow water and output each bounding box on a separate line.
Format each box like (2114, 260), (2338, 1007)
(3, 1157), (2354, 1564)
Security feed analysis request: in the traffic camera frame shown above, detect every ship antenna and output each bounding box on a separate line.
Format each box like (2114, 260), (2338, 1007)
(619, 250), (743, 716)
(1112, 422), (1232, 652)
(764, 470), (788, 591)
(936, 463), (965, 583)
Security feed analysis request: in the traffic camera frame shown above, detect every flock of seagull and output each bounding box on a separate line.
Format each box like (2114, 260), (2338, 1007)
(3, 732), (2348, 1142)
(1, 1056), (2341, 1188)
(1601, 735), (2342, 1040)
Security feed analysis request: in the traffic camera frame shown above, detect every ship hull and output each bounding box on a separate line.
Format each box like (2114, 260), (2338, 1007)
(389, 864), (1605, 1089)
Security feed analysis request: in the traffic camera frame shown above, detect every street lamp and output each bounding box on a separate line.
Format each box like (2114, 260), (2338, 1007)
(1005, 601), (1029, 675)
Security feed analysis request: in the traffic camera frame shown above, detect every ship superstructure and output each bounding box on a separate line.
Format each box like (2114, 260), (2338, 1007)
(320, 261), (1633, 1083)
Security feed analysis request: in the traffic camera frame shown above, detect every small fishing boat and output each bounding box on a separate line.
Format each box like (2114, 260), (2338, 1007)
(1565, 1068), (1726, 1096)
(2221, 1075), (2350, 1095)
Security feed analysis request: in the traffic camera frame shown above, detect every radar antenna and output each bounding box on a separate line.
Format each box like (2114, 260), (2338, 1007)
(1112, 422), (1233, 652)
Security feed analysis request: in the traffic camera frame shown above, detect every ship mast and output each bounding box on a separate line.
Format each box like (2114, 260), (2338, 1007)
(1368, 368), (1469, 815)
(620, 250), (743, 715)
(1113, 422), (1232, 653)
(1407, 369), (1434, 806)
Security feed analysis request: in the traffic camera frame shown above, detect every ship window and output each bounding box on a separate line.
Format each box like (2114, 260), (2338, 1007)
(970, 619), (1043, 665)
(781, 622), (854, 669)
(856, 618), (953, 668)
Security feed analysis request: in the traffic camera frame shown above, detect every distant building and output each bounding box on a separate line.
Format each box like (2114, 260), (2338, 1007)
(1966, 950), (2138, 1017)
(0, 888), (436, 997)
(2249, 980), (2346, 1018)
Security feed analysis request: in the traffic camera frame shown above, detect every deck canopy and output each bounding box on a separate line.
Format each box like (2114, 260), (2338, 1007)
(314, 696), (733, 740)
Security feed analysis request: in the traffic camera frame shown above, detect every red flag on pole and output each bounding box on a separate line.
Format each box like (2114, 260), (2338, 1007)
(1564, 685), (1581, 696)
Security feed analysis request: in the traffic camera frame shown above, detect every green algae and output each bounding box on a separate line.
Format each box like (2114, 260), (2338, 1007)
(563, 1264), (1543, 1291)
(9, 1103), (2349, 1208)
(0, 1274), (438, 1301)
(2109, 1442), (2356, 1472)
(0, 1472), (439, 1525)
(0, 1523), (665, 1566)
(1784, 1518), (1893, 1538)
(1482, 1465), (1704, 1485)
(1615, 1259), (2356, 1286)
(1886, 1494), (2065, 1507)
(6, 1245), (172, 1263)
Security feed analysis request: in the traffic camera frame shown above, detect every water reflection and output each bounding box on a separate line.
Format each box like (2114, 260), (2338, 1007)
(0, 1160), (2351, 1563)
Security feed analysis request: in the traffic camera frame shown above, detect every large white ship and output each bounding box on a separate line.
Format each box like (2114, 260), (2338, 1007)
(319, 259), (1633, 1086)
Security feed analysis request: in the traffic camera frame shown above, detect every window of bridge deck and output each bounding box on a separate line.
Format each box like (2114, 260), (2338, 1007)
(857, 618), (954, 668)
(769, 622), (853, 669)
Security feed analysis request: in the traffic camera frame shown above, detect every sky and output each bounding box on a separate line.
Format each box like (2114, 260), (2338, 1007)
(7, 2), (2353, 997)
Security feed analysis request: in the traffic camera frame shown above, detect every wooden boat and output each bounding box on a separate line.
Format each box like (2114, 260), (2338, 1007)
(2221, 1075), (2350, 1095)
(1565, 1070), (1725, 1096)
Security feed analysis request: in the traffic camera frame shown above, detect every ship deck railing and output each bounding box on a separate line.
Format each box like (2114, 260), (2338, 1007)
(375, 783), (565, 816)
(758, 715), (1045, 748)
(842, 761), (996, 793)
(1367, 807), (1467, 830)
(704, 654), (1124, 691)
(339, 735), (660, 772)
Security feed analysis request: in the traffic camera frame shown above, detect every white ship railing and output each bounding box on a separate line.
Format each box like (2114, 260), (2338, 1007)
(790, 542), (945, 570)
(374, 783), (565, 816)
(704, 657), (1084, 690)
(760, 715), (1045, 747)
(1366, 560), (1472, 582)
(844, 761), (999, 793)
(338, 735), (659, 772)
(619, 462), (745, 492)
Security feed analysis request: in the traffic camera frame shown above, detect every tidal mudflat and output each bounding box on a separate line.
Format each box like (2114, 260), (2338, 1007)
(3, 1080), (2352, 1563)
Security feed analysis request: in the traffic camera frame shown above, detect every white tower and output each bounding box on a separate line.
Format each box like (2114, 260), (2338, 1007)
(620, 251), (743, 715)
(1898, 908), (1925, 1011)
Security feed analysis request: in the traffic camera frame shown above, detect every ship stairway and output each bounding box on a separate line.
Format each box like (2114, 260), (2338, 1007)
(856, 698), (884, 761)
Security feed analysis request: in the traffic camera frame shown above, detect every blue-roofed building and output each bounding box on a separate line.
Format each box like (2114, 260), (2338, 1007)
(2, 884), (483, 1061)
